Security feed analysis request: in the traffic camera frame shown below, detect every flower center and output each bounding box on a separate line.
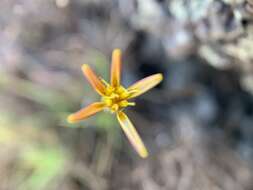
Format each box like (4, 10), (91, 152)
(101, 85), (135, 113)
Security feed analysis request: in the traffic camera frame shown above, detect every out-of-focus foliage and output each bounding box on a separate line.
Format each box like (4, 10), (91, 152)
(19, 147), (65, 190)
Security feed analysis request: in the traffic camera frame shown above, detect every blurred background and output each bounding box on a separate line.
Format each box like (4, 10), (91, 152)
(1, 0), (253, 189)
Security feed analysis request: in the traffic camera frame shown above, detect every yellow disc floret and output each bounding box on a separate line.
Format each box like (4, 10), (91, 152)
(101, 85), (135, 113)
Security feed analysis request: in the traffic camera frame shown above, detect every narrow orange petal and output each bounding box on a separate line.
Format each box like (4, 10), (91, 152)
(127, 73), (163, 99)
(67, 102), (105, 123)
(82, 64), (106, 96)
(116, 111), (148, 158)
(110, 49), (122, 87)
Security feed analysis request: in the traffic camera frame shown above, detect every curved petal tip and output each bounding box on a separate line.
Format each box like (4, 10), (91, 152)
(67, 102), (105, 124)
(127, 73), (163, 99)
(116, 111), (149, 158)
(67, 115), (77, 124)
(111, 49), (122, 87)
(81, 64), (106, 95)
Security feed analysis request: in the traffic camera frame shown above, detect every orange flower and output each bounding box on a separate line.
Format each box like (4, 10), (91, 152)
(67, 49), (163, 158)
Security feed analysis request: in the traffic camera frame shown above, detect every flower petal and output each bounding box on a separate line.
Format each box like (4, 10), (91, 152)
(127, 73), (163, 99)
(67, 102), (105, 123)
(116, 111), (148, 158)
(110, 49), (122, 87)
(82, 64), (106, 95)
